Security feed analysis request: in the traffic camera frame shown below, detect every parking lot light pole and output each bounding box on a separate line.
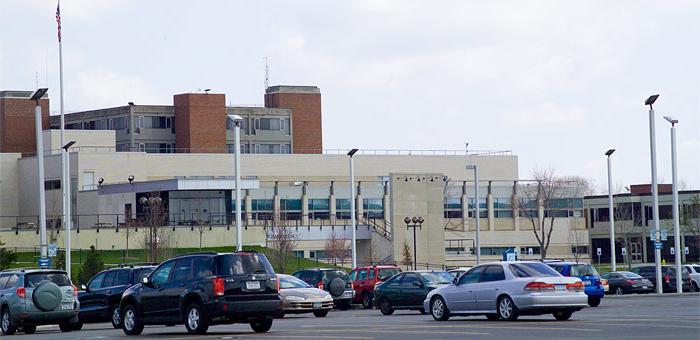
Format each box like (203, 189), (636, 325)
(31, 88), (49, 260)
(62, 140), (76, 278)
(466, 165), (480, 264)
(645, 94), (663, 294)
(348, 148), (359, 269)
(664, 116), (683, 295)
(605, 149), (616, 272)
(227, 114), (244, 251)
(404, 216), (423, 270)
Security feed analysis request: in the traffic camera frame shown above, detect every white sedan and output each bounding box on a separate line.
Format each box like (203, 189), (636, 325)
(424, 261), (588, 321)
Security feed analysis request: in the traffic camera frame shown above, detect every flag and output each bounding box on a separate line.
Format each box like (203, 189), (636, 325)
(56, 3), (61, 42)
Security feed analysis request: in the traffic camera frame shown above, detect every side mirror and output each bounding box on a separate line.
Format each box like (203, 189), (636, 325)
(452, 277), (458, 285)
(81, 284), (88, 291)
(412, 281), (424, 288)
(141, 277), (150, 286)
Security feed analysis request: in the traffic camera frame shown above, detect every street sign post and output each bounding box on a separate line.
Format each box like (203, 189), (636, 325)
(48, 243), (57, 257)
(654, 242), (663, 250)
(660, 230), (668, 241)
(38, 257), (51, 268)
(670, 247), (675, 255)
(685, 247), (690, 255)
(621, 247), (627, 256)
(527, 248), (533, 256)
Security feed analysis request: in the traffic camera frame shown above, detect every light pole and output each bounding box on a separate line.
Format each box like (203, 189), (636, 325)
(605, 149), (616, 272)
(227, 114), (244, 251)
(664, 116), (683, 295)
(645, 94), (663, 294)
(140, 196), (163, 263)
(127, 175), (134, 258)
(466, 165), (480, 264)
(404, 216), (423, 270)
(348, 148), (359, 269)
(31, 88), (49, 260)
(62, 140), (75, 278)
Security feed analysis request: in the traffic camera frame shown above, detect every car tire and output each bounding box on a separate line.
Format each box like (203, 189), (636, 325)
(184, 302), (209, 335)
(691, 281), (699, 292)
(379, 298), (394, 315)
(72, 321), (83, 331)
(362, 292), (373, 309)
(486, 314), (499, 321)
(122, 304), (144, 336)
(553, 310), (573, 321)
(22, 325), (36, 334)
(1, 308), (17, 335)
(587, 296), (601, 307)
(250, 319), (273, 333)
(614, 287), (624, 295)
(314, 310), (329, 318)
(59, 321), (73, 332)
(430, 296), (449, 321)
(497, 296), (519, 321)
(111, 305), (122, 329)
(338, 300), (351, 310)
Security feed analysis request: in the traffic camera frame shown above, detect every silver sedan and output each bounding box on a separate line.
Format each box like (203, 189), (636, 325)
(423, 261), (587, 321)
(278, 274), (334, 318)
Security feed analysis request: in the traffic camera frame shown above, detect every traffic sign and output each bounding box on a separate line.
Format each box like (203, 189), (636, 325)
(660, 230), (668, 241)
(685, 247), (690, 255)
(596, 248), (602, 256)
(649, 230), (657, 240)
(48, 243), (57, 257)
(38, 257), (51, 267)
(670, 247), (675, 255)
(654, 242), (663, 250)
(621, 247), (627, 256)
(527, 248), (533, 256)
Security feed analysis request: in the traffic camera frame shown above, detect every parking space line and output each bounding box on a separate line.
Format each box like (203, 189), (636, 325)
(571, 321), (700, 329)
(377, 324), (601, 332)
(285, 329), (490, 336)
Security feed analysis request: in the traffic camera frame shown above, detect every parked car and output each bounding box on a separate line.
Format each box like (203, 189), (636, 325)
(278, 274), (333, 317)
(292, 269), (354, 310)
(424, 262), (587, 322)
(630, 265), (692, 293)
(600, 271), (654, 295)
(0, 269), (80, 335)
(77, 264), (155, 329)
(682, 265), (700, 292)
(546, 262), (604, 307)
(373, 270), (453, 315)
(348, 265), (401, 308)
(447, 267), (471, 278)
(119, 251), (282, 335)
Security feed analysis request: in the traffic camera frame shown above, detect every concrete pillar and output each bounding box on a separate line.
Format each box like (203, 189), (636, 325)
(329, 194), (336, 224)
(245, 194), (252, 225)
(642, 236), (648, 263)
(302, 195), (309, 225)
(273, 195), (280, 225)
(512, 181), (519, 231)
(487, 194), (495, 231)
(461, 194), (469, 232)
(356, 181), (363, 221)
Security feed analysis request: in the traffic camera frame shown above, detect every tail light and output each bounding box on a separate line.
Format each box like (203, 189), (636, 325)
(72, 284), (78, 297)
(664, 275), (670, 283)
(16, 287), (26, 299)
(350, 282), (354, 290)
(625, 279), (635, 285)
(600, 279), (608, 286)
(524, 282), (555, 291)
(213, 277), (225, 296)
(565, 282), (584, 292)
(275, 278), (280, 292)
(317, 282), (324, 290)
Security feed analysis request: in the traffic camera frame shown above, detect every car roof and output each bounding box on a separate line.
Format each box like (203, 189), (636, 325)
(354, 265), (400, 269)
(298, 268), (344, 272)
(170, 250), (262, 260)
(546, 262), (589, 266)
(0, 268), (67, 274)
(413, 270), (449, 273)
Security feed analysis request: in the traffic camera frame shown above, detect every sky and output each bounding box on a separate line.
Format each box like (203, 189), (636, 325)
(1, 0), (698, 192)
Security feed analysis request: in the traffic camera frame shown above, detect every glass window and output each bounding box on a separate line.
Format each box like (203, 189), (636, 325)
(216, 253), (275, 276)
(88, 272), (105, 290)
(420, 272), (454, 284)
(509, 263), (561, 278)
(336, 199), (351, 219)
(150, 262), (175, 286)
(479, 265), (505, 282)
(194, 257), (214, 279)
(378, 268), (401, 281)
(0, 275), (10, 289)
(363, 198), (384, 219)
(102, 271), (117, 288)
(172, 258), (194, 282)
(115, 270), (130, 286)
(570, 264), (599, 277)
(401, 273), (421, 287)
(369, 269), (375, 279)
(308, 199), (330, 220)
(618, 272), (641, 279)
(444, 198), (463, 219)
(387, 274), (403, 287)
(5, 274), (19, 288)
(358, 270), (367, 281)
(25, 272), (71, 287)
(135, 268), (153, 283)
(281, 199), (302, 221)
(348, 270), (358, 281)
(279, 275), (310, 289)
(458, 267), (483, 285)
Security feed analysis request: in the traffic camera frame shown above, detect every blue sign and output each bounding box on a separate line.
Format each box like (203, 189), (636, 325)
(38, 257), (51, 267)
(654, 242), (663, 250)
(660, 230), (668, 241)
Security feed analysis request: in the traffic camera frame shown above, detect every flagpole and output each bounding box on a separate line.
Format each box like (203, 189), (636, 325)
(57, 0), (71, 280)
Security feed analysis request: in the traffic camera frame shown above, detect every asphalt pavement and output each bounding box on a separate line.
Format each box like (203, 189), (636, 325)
(17, 294), (700, 339)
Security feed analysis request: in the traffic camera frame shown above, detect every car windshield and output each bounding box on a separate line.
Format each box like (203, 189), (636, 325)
(378, 268), (400, 281)
(420, 272), (454, 284)
(449, 270), (465, 277)
(279, 275), (311, 289)
(619, 271), (642, 279)
(694, 266), (700, 273)
(570, 264), (599, 277)
(136, 268), (154, 282)
(509, 263), (561, 278)
(217, 253), (275, 276)
(323, 270), (349, 282)
(25, 272), (71, 287)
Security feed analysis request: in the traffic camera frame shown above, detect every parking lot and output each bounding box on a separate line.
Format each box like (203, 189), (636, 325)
(15, 294), (700, 339)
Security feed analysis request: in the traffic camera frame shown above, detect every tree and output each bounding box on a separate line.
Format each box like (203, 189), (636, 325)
(79, 245), (104, 284)
(680, 195), (700, 256)
(265, 225), (299, 273)
(613, 202), (637, 270)
(517, 169), (583, 260)
(325, 231), (351, 266)
(366, 237), (380, 265)
(0, 237), (17, 270)
(568, 230), (587, 263)
(400, 240), (413, 270)
(55, 250), (66, 270)
(140, 193), (173, 263)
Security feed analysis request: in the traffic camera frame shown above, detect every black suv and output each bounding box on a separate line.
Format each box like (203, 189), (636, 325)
(292, 268), (354, 310)
(77, 265), (155, 329)
(631, 265), (692, 293)
(119, 251), (282, 335)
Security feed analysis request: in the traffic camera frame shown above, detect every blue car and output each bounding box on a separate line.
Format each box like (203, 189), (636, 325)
(546, 262), (604, 307)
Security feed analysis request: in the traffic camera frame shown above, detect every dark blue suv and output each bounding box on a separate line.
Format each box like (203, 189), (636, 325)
(119, 251), (282, 335)
(547, 262), (604, 307)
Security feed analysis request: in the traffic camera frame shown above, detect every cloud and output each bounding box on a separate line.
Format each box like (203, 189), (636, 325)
(67, 68), (160, 110)
(504, 102), (587, 129)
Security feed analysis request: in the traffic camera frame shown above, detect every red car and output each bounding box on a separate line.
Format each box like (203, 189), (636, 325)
(349, 266), (402, 308)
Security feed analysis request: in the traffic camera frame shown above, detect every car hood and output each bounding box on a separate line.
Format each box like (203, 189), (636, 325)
(280, 288), (331, 299)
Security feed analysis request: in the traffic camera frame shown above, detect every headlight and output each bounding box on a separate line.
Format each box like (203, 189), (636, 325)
(285, 295), (306, 302)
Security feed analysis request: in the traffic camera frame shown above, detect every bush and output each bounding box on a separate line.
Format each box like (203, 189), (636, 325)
(0, 238), (17, 270)
(79, 246), (104, 284)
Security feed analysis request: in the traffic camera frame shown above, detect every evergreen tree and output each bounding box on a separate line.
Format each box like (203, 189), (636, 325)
(0, 237), (17, 270)
(79, 246), (104, 284)
(55, 250), (66, 270)
(401, 240), (413, 270)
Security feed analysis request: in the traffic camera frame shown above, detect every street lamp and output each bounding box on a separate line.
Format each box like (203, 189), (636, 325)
(62, 140), (76, 278)
(645, 94), (663, 294)
(404, 216), (424, 270)
(227, 114), (244, 251)
(663, 115), (683, 295)
(466, 165), (480, 264)
(348, 148), (359, 268)
(605, 149), (616, 272)
(140, 196), (163, 263)
(30, 88), (49, 261)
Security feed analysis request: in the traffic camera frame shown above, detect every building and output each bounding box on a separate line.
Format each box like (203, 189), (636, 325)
(0, 90), (50, 153)
(584, 184), (700, 264)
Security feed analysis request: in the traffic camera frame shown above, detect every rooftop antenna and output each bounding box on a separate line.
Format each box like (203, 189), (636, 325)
(264, 57), (270, 90)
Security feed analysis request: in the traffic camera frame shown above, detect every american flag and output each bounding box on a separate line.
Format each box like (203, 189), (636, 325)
(56, 3), (61, 42)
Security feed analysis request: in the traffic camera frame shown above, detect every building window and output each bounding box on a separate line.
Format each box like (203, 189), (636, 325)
(336, 198), (351, 219)
(494, 197), (513, 218)
(251, 199), (273, 221)
(468, 198), (488, 218)
(444, 198), (462, 218)
(226, 118), (248, 133)
(308, 199), (330, 220)
(255, 117), (284, 131)
(519, 246), (542, 255)
(292, 250), (304, 258)
(253, 143), (290, 154)
(571, 246), (589, 255)
(44, 179), (61, 190)
(362, 198), (383, 219)
(137, 116), (172, 129)
(281, 199), (302, 221)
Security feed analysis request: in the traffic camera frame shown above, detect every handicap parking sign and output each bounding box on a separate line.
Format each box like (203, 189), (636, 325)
(48, 243), (57, 257)
(38, 257), (51, 267)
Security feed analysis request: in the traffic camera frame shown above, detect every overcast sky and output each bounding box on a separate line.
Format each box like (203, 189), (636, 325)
(1, 0), (698, 191)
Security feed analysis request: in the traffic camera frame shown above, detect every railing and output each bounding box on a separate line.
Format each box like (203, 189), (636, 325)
(358, 216), (392, 240)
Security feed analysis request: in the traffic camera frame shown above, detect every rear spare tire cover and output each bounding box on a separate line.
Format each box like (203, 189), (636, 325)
(32, 281), (62, 311)
(329, 278), (345, 297)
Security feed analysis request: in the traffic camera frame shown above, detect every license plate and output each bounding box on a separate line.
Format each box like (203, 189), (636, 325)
(313, 302), (322, 308)
(246, 281), (261, 290)
(61, 303), (73, 310)
(642, 286), (648, 289)
(583, 280), (591, 285)
(555, 285), (566, 291)
(341, 291), (352, 298)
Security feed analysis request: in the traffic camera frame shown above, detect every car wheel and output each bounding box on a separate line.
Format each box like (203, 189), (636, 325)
(486, 314), (499, 321)
(362, 292), (373, 309)
(615, 287), (624, 295)
(111, 305), (122, 329)
(430, 296), (449, 321)
(184, 302), (209, 335)
(314, 310), (329, 318)
(250, 319), (273, 333)
(553, 310), (573, 321)
(497, 296), (519, 321)
(59, 321), (73, 332)
(122, 304), (144, 336)
(691, 281), (699, 292)
(1, 308), (16, 335)
(588, 296), (601, 307)
(22, 325), (36, 334)
(338, 300), (351, 310)
(379, 298), (394, 315)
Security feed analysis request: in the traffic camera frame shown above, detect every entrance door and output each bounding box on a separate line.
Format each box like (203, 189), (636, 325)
(631, 239), (643, 263)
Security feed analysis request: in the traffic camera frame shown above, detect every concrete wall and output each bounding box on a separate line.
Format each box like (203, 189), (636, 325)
(43, 129), (116, 152)
(0, 153), (21, 226)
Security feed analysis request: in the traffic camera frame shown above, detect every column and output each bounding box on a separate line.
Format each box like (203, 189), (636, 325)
(462, 181), (469, 232)
(356, 181), (363, 221)
(329, 181), (336, 225)
(487, 181), (494, 231)
(244, 193), (252, 225)
(512, 181), (519, 231)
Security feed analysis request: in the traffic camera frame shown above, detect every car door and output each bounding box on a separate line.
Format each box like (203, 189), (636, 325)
(474, 265), (506, 311)
(399, 273), (424, 307)
(161, 257), (194, 321)
(98, 270), (118, 318)
(443, 266), (482, 313)
(108, 269), (131, 310)
(79, 271), (107, 321)
(142, 261), (175, 321)
(382, 273), (403, 304)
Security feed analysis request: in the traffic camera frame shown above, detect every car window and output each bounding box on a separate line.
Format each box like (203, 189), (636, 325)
(378, 268), (400, 281)
(279, 275), (311, 289)
(401, 273), (421, 287)
(694, 266), (700, 273)
(619, 272), (642, 279)
(480, 265), (505, 282)
(420, 272), (454, 284)
(600, 273), (610, 279)
(348, 270), (358, 281)
(88, 272), (106, 290)
(0, 275), (10, 289)
(5, 274), (18, 288)
(25, 272), (71, 287)
(102, 271), (116, 288)
(369, 269), (375, 279)
(151, 261), (175, 286)
(549, 265), (566, 275)
(217, 253), (275, 276)
(358, 270), (367, 280)
(570, 264), (599, 277)
(458, 267), (483, 285)
(194, 257), (214, 279)
(509, 263), (561, 278)
(135, 268), (153, 283)
(388, 274), (403, 287)
(114, 270), (130, 286)
(172, 258), (194, 282)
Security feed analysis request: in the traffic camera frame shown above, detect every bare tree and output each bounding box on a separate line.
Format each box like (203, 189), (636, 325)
(400, 240), (413, 270)
(443, 178), (464, 231)
(140, 193), (172, 263)
(265, 225), (299, 273)
(324, 231), (351, 266)
(366, 237), (380, 265)
(568, 229), (587, 263)
(517, 169), (583, 260)
(562, 175), (598, 196)
(613, 202), (636, 271)
(680, 195), (700, 256)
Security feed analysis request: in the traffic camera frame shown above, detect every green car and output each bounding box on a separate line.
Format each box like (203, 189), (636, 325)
(373, 270), (454, 315)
